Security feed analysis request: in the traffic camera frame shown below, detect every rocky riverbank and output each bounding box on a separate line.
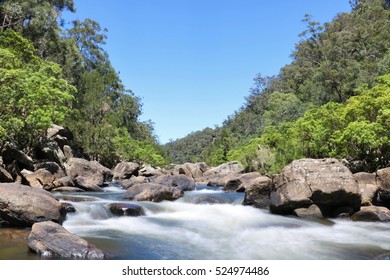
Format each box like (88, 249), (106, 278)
(1, 125), (390, 259)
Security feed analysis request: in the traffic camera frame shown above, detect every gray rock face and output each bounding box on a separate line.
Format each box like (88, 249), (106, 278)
(351, 206), (390, 222)
(270, 158), (361, 217)
(2, 142), (34, 169)
(123, 183), (183, 202)
(112, 162), (140, 180)
(28, 221), (106, 259)
(0, 183), (66, 227)
(65, 158), (113, 191)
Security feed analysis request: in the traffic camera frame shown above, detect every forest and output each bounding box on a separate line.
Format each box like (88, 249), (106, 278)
(0, 0), (389, 174)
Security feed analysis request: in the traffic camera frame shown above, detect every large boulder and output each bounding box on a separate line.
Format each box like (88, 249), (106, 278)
(0, 183), (66, 227)
(112, 162), (140, 180)
(243, 176), (272, 208)
(351, 206), (390, 222)
(28, 221), (106, 259)
(270, 158), (361, 217)
(153, 174), (196, 191)
(123, 183), (183, 202)
(65, 158), (113, 191)
(174, 163), (204, 179)
(353, 172), (379, 206)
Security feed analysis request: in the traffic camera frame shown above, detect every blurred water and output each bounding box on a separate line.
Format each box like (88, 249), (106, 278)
(55, 185), (390, 260)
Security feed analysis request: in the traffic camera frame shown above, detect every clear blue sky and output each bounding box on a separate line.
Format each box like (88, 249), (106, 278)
(63, 0), (351, 144)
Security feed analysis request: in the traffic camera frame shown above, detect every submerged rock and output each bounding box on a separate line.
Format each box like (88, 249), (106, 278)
(28, 221), (106, 259)
(108, 203), (145, 217)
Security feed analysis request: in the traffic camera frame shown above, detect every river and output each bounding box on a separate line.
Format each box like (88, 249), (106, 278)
(1, 184), (390, 259)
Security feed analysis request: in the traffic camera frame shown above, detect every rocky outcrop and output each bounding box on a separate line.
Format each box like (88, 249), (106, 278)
(108, 203), (145, 217)
(112, 162), (140, 180)
(0, 183), (66, 227)
(351, 206), (390, 222)
(123, 183), (183, 202)
(2, 142), (34, 170)
(65, 158), (113, 191)
(270, 158), (361, 217)
(28, 221), (106, 259)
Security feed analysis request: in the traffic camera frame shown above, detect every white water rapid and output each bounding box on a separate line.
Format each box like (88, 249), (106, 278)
(57, 185), (390, 260)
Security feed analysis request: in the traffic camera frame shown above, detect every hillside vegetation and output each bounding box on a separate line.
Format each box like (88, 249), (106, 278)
(164, 0), (390, 174)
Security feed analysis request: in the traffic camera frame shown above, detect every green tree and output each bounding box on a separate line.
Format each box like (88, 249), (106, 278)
(0, 30), (75, 152)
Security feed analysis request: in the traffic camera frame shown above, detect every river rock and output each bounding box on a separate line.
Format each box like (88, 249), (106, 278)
(353, 172), (379, 206)
(270, 158), (361, 217)
(138, 165), (163, 177)
(112, 162), (140, 180)
(123, 183), (183, 202)
(65, 158), (113, 191)
(203, 161), (245, 176)
(22, 162), (67, 191)
(174, 163), (204, 179)
(118, 176), (148, 189)
(153, 174), (195, 191)
(351, 206), (390, 222)
(108, 203), (145, 216)
(294, 204), (324, 219)
(243, 176), (272, 208)
(0, 183), (66, 227)
(28, 221), (106, 259)
(0, 166), (13, 182)
(377, 167), (390, 207)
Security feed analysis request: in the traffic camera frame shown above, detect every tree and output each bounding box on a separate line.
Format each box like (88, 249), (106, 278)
(0, 30), (75, 152)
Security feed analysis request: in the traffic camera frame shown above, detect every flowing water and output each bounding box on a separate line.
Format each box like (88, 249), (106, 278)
(1, 185), (390, 260)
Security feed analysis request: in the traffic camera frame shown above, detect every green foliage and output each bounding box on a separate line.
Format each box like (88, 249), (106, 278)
(0, 30), (75, 151)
